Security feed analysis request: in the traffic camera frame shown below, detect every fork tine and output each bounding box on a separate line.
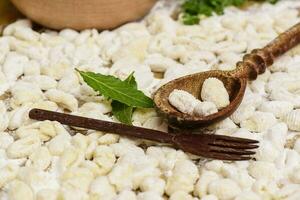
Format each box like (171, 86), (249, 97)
(209, 146), (256, 155)
(211, 140), (259, 149)
(208, 152), (254, 161)
(214, 135), (259, 144)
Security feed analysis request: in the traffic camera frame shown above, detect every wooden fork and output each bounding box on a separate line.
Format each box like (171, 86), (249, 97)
(29, 108), (258, 161)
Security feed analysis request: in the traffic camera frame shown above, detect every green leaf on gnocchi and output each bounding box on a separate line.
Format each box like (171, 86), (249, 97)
(76, 69), (154, 108)
(112, 72), (137, 125)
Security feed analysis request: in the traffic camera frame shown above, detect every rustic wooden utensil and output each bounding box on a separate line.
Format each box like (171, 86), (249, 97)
(29, 109), (258, 161)
(10, 0), (156, 30)
(154, 22), (300, 128)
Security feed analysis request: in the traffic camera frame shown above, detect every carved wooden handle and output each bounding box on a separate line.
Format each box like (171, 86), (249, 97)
(234, 22), (300, 80)
(29, 108), (174, 144)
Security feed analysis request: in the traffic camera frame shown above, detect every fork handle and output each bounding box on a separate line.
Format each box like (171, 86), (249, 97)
(234, 22), (300, 80)
(29, 109), (175, 144)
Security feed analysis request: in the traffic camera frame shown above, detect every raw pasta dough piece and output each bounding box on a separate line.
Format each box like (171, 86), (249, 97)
(169, 89), (218, 116)
(201, 78), (230, 109)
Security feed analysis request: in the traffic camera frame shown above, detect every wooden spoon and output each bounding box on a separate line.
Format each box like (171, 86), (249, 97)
(154, 22), (300, 128)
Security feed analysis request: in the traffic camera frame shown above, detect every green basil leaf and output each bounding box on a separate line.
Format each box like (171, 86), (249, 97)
(77, 69), (154, 108)
(111, 101), (133, 125)
(111, 72), (137, 125)
(124, 72), (137, 89)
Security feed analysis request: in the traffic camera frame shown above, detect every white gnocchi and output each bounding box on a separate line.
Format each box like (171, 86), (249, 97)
(201, 78), (230, 109)
(284, 109), (300, 131)
(169, 89), (218, 116)
(45, 89), (78, 112)
(0, 1), (300, 200)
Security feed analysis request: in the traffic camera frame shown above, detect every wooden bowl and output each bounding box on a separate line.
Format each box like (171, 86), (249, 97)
(11, 0), (157, 30)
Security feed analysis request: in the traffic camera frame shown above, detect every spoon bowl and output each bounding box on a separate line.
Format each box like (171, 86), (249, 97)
(154, 22), (300, 129)
(154, 70), (247, 128)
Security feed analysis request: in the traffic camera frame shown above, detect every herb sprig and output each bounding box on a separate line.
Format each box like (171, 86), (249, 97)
(181, 0), (279, 25)
(77, 69), (154, 125)
(111, 73), (137, 125)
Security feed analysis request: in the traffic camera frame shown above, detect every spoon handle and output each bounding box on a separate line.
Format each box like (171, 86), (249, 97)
(234, 22), (300, 80)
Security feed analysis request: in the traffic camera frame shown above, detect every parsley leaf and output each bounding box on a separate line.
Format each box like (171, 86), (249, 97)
(123, 72), (137, 89)
(76, 69), (154, 108)
(111, 101), (134, 125)
(181, 0), (279, 25)
(111, 73), (137, 125)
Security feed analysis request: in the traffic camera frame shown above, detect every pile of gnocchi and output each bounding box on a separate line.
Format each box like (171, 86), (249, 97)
(0, 1), (300, 199)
